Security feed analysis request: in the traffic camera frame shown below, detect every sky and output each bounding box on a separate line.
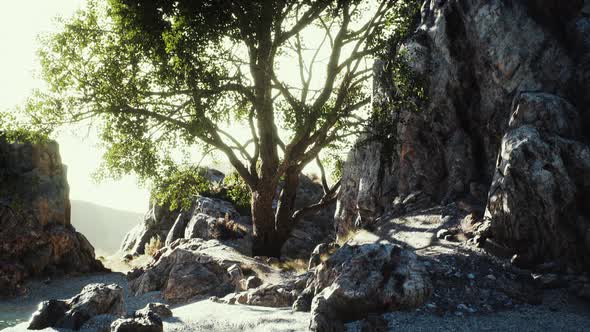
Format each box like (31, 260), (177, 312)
(0, 0), (150, 212)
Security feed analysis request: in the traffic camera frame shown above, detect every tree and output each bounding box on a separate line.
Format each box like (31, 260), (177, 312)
(29, 0), (400, 257)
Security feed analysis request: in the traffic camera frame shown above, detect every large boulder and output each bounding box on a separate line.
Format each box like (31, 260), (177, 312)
(216, 273), (312, 308)
(120, 192), (251, 256)
(110, 312), (162, 332)
(481, 93), (590, 269)
(128, 238), (268, 303)
(335, 0), (590, 270)
(293, 243), (432, 331)
(28, 283), (125, 330)
(120, 169), (227, 256)
(0, 138), (104, 296)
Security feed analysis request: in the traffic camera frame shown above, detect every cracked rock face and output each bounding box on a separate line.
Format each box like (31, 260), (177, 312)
(0, 138), (104, 296)
(336, 0), (590, 270)
(295, 243), (432, 331)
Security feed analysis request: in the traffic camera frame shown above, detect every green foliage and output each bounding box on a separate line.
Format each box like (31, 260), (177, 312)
(0, 111), (50, 144)
(371, 0), (425, 146)
(222, 171), (252, 216)
(151, 166), (212, 211)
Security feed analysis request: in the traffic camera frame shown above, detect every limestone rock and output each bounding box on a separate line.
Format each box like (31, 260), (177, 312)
(219, 273), (312, 308)
(28, 283), (125, 330)
(295, 243), (431, 331)
(335, 0), (590, 269)
(135, 303), (172, 319)
(0, 138), (104, 296)
(128, 238), (266, 303)
(110, 312), (162, 332)
(308, 243), (340, 270)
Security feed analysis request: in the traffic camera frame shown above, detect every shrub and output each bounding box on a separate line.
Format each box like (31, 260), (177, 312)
(222, 171), (252, 215)
(144, 235), (163, 257)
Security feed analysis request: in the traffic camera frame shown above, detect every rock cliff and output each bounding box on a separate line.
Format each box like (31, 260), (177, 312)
(0, 137), (104, 296)
(336, 0), (590, 271)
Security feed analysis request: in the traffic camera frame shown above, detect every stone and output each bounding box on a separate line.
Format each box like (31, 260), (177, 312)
(135, 303), (172, 319)
(296, 243), (431, 331)
(220, 273), (311, 308)
(436, 229), (451, 239)
(0, 138), (105, 296)
(110, 312), (162, 332)
(121, 192), (255, 257)
(281, 175), (337, 260)
(531, 273), (563, 289)
(308, 243), (339, 270)
(242, 276), (263, 290)
(128, 238), (267, 303)
(28, 283), (125, 330)
(335, 0), (590, 272)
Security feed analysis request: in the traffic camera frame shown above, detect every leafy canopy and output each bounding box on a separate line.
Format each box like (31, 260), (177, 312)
(26, 0), (404, 197)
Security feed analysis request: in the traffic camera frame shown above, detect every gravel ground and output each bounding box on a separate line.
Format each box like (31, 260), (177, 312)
(346, 305), (590, 332)
(2, 272), (590, 331)
(0, 272), (161, 330)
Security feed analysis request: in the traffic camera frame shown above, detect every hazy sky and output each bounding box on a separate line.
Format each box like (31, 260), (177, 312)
(0, 0), (150, 212)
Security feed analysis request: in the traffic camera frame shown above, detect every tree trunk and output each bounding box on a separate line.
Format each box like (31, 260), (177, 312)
(251, 169), (300, 258)
(275, 167), (300, 239)
(251, 187), (283, 257)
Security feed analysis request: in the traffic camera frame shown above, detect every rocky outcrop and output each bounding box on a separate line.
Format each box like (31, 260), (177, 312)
(216, 272), (312, 308)
(127, 238), (271, 303)
(119, 202), (178, 256)
(336, 0), (590, 271)
(120, 169), (228, 256)
(121, 172), (334, 260)
(293, 243), (431, 331)
(0, 138), (104, 296)
(120, 194), (250, 256)
(28, 283), (125, 330)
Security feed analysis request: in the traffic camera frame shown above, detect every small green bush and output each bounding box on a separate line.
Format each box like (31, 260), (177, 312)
(222, 171), (252, 216)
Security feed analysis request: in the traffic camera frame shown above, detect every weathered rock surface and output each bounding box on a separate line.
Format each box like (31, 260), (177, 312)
(0, 138), (104, 296)
(217, 272), (312, 308)
(127, 238), (271, 303)
(110, 312), (162, 332)
(135, 302), (172, 319)
(336, 0), (590, 271)
(121, 193), (251, 256)
(121, 172), (335, 260)
(294, 243), (432, 331)
(28, 283), (125, 330)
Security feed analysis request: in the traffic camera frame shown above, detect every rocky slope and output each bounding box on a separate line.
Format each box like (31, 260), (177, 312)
(336, 0), (590, 272)
(0, 137), (104, 296)
(120, 171), (335, 260)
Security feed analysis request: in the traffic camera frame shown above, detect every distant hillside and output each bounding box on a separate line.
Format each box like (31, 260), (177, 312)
(71, 200), (144, 255)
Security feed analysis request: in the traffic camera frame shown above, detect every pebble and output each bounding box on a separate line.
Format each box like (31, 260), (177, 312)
(456, 304), (468, 311)
(437, 229), (451, 239)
